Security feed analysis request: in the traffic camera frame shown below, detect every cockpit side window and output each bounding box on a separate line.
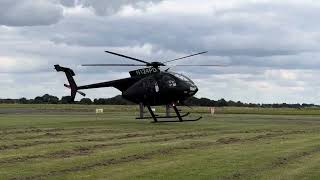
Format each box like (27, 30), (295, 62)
(168, 72), (195, 85)
(162, 74), (177, 87)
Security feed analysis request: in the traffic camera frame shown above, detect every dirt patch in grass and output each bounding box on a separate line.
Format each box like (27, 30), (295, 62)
(0, 141), (65, 151)
(6, 130), (309, 179)
(0, 128), (127, 141)
(0, 131), (172, 153)
(216, 131), (299, 146)
(67, 131), (204, 143)
(226, 146), (320, 180)
(49, 147), (92, 158)
(0, 131), (169, 151)
(272, 146), (320, 168)
(0, 142), (127, 165)
(9, 143), (211, 180)
(0, 128), (66, 136)
(14, 132), (64, 140)
(0, 132), (210, 165)
(217, 137), (241, 144)
(223, 139), (320, 179)
(243, 130), (306, 142)
(10, 131), (287, 180)
(138, 132), (210, 144)
(0, 155), (44, 164)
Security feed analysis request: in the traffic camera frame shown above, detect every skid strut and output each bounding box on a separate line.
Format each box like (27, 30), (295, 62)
(146, 105), (158, 123)
(172, 105), (183, 122)
(138, 104), (202, 123)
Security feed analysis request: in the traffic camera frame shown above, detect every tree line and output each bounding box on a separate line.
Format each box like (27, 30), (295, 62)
(184, 97), (318, 108)
(0, 94), (133, 105)
(0, 94), (318, 108)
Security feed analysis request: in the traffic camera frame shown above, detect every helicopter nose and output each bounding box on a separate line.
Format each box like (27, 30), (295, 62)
(188, 85), (198, 96)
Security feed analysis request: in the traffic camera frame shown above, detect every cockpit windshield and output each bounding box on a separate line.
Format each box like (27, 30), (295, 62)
(168, 72), (196, 85)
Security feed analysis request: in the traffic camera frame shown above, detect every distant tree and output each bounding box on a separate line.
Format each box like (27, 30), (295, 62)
(227, 100), (237, 107)
(18, 98), (28, 104)
(34, 96), (44, 104)
(217, 99), (228, 107)
(60, 96), (73, 104)
(235, 101), (243, 107)
(106, 95), (133, 105)
(79, 98), (92, 105)
(184, 97), (200, 106)
(42, 94), (59, 104)
(198, 98), (213, 106)
(1, 93), (320, 108)
(0, 99), (16, 104)
(248, 103), (257, 107)
(93, 98), (106, 105)
(93, 95), (133, 105)
(292, 104), (302, 108)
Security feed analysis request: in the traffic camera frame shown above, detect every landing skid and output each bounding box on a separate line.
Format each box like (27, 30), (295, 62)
(139, 105), (202, 123)
(152, 116), (202, 123)
(136, 112), (190, 120)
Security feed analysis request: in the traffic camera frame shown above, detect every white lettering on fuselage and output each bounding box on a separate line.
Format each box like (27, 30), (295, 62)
(136, 68), (158, 76)
(155, 82), (159, 92)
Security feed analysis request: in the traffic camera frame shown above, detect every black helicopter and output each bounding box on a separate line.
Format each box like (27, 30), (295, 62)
(55, 50), (222, 122)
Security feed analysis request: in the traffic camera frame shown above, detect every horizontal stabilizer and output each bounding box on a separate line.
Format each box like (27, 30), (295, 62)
(64, 84), (86, 97)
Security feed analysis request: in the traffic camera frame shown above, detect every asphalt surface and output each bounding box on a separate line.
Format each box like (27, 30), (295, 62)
(0, 108), (93, 114)
(0, 108), (43, 114)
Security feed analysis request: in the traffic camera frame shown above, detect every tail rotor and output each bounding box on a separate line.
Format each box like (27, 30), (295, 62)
(54, 65), (86, 102)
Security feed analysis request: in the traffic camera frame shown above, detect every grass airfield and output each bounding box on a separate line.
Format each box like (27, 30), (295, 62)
(0, 105), (320, 179)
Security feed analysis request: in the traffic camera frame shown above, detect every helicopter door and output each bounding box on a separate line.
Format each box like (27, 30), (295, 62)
(142, 77), (160, 105)
(142, 77), (159, 94)
(155, 82), (159, 92)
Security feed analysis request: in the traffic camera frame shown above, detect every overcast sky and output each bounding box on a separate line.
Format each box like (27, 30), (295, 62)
(1, 0), (320, 104)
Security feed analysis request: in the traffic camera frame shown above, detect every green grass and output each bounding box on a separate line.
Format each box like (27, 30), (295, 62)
(0, 104), (320, 179)
(2, 103), (320, 115)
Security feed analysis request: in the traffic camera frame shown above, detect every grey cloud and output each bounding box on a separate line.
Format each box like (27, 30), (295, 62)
(2, 0), (320, 103)
(59, 0), (75, 7)
(0, 0), (63, 26)
(60, 0), (163, 15)
(40, 1), (320, 59)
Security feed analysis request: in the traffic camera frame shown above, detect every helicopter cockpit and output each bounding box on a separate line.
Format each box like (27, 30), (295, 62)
(168, 72), (197, 90)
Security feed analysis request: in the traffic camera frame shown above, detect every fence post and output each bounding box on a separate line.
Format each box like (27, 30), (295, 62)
(139, 103), (144, 119)
(210, 107), (215, 116)
(166, 104), (170, 117)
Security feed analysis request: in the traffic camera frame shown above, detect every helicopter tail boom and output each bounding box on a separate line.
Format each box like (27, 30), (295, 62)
(54, 65), (85, 102)
(77, 78), (135, 92)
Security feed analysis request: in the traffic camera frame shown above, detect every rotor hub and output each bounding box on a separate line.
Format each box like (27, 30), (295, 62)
(147, 62), (166, 68)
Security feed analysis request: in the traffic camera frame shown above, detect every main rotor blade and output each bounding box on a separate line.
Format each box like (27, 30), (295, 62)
(82, 64), (146, 67)
(163, 51), (208, 64)
(172, 64), (226, 67)
(105, 50), (150, 64)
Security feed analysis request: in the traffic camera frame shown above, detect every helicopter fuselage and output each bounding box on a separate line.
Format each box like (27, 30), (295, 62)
(122, 71), (198, 105)
(69, 67), (198, 106)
